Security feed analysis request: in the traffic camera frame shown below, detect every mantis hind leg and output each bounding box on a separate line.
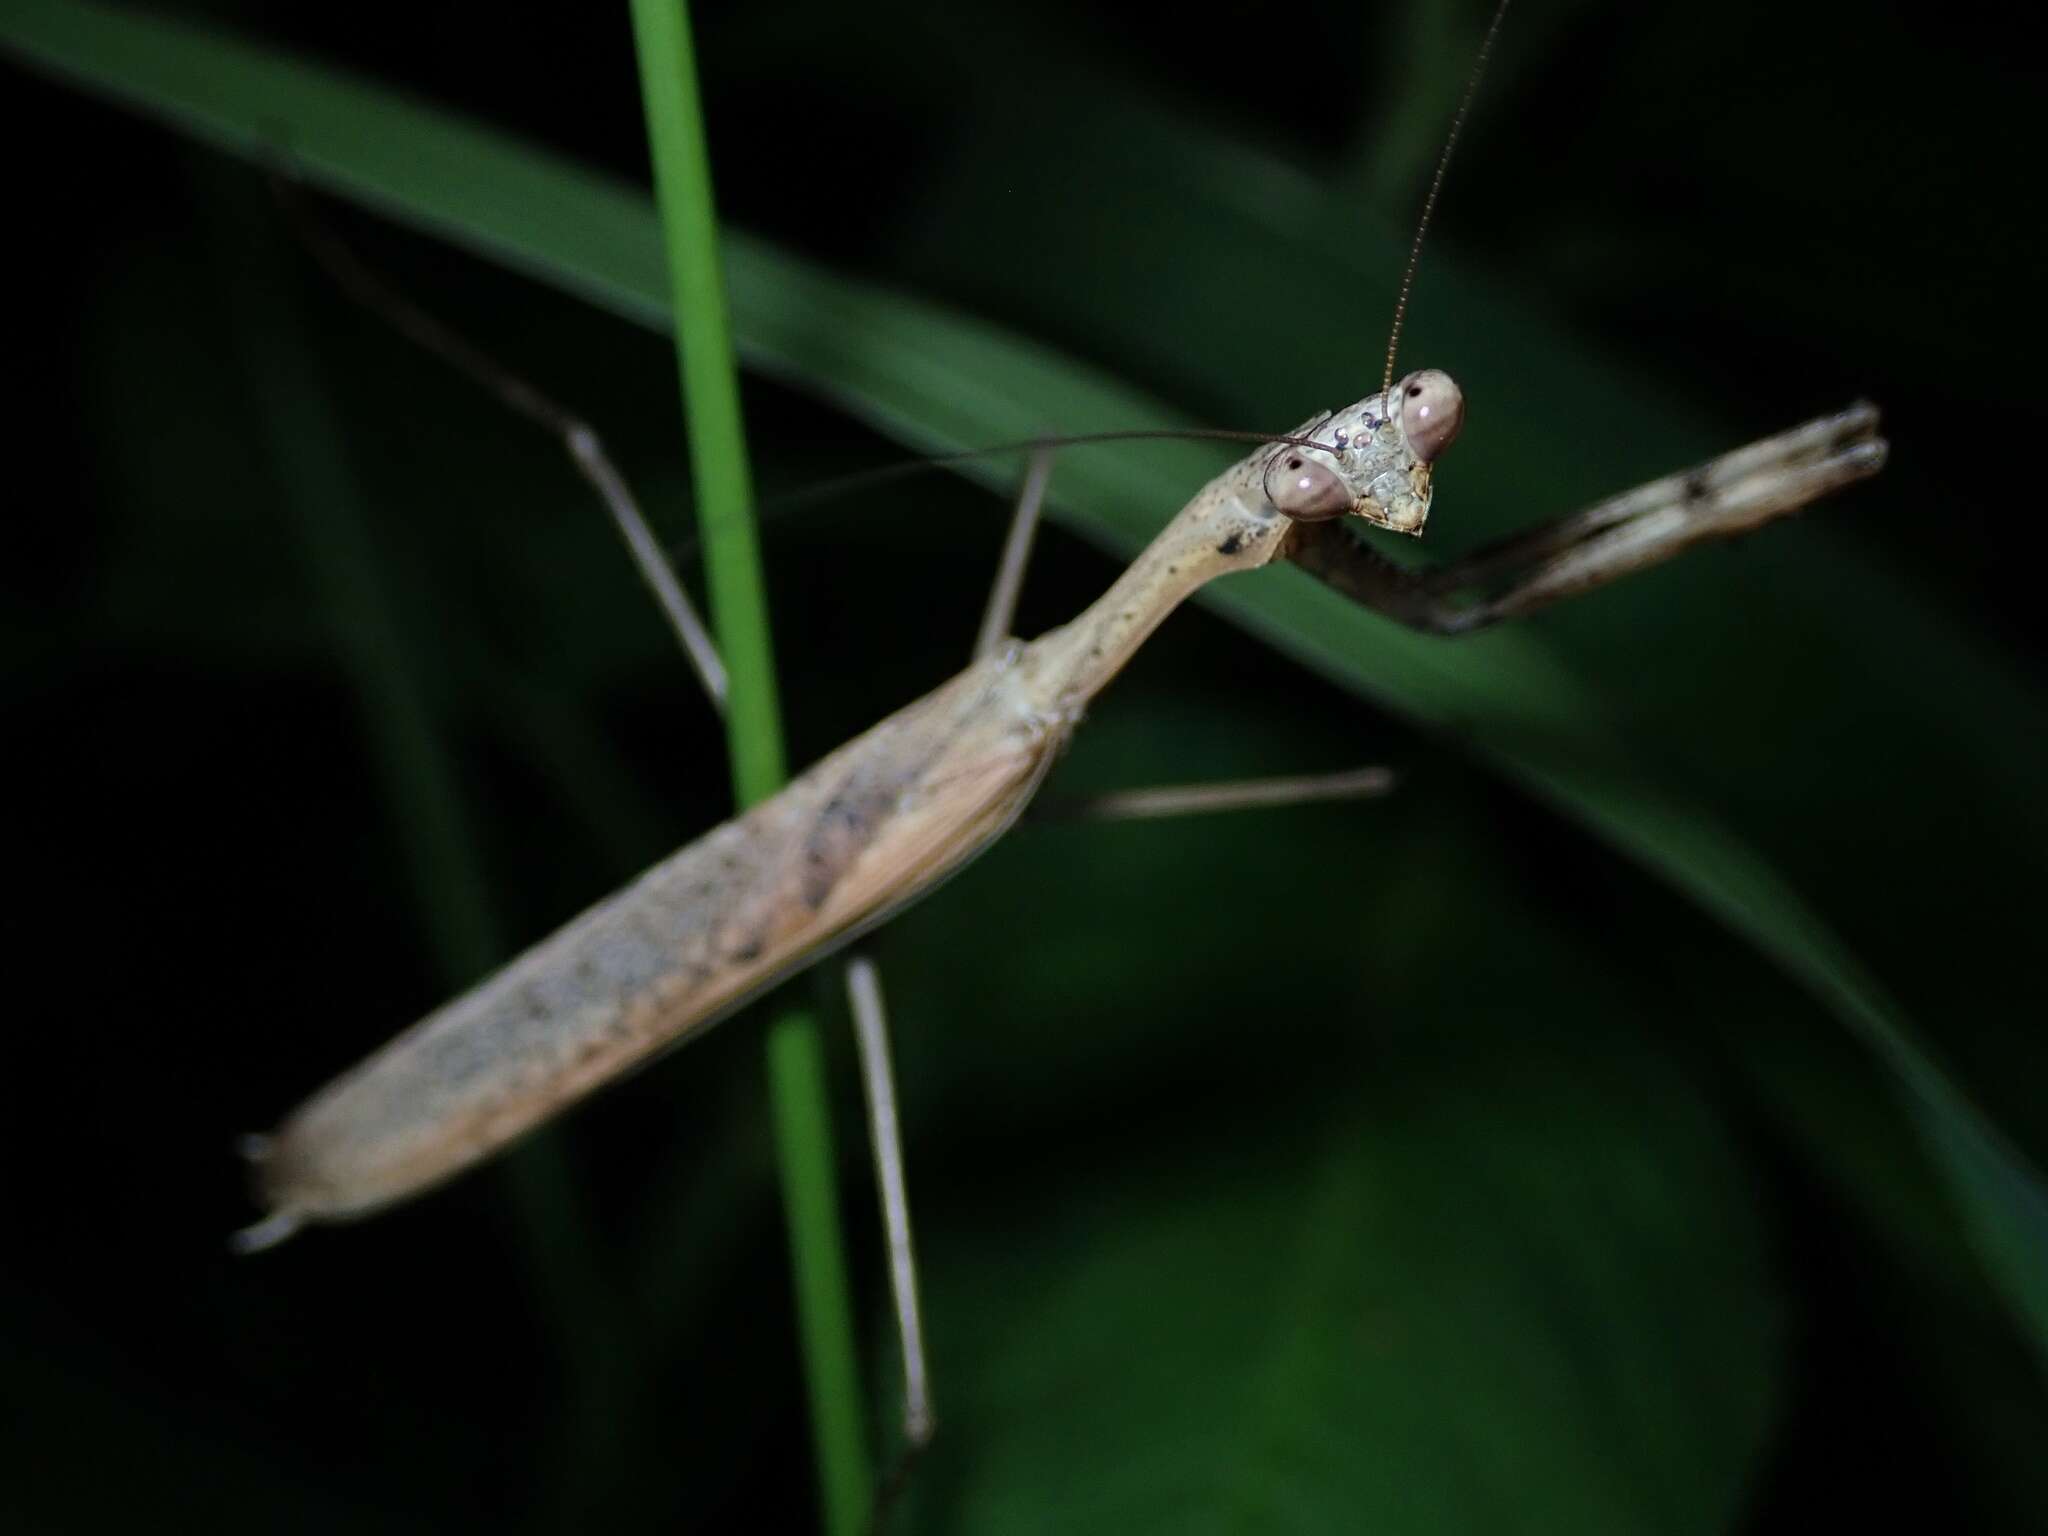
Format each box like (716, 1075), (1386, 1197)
(845, 956), (936, 1531)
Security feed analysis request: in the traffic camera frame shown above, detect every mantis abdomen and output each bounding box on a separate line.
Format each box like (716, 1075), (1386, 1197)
(253, 648), (1062, 1230)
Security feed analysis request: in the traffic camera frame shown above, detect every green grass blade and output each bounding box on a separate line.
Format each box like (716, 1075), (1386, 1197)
(626, 1), (870, 1530)
(627, 0), (784, 803)
(6, 0), (2043, 1374)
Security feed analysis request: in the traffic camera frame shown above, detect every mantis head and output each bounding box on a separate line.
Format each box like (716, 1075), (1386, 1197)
(1262, 369), (1464, 537)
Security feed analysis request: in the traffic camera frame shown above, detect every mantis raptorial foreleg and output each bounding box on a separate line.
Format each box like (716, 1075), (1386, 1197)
(1281, 401), (1887, 634)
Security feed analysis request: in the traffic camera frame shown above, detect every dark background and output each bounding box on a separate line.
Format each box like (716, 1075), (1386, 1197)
(6, 0), (2046, 1530)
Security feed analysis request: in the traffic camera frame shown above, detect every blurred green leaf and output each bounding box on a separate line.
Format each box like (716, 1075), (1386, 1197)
(905, 1032), (1777, 1535)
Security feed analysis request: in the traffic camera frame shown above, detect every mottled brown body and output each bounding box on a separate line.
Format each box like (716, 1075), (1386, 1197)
(257, 440), (1298, 1227)
(250, 382), (1883, 1236)
(264, 656), (1054, 1220)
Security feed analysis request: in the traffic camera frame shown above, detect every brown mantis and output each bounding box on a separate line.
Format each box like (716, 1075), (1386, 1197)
(237, 373), (1884, 1242)
(230, 0), (1887, 1251)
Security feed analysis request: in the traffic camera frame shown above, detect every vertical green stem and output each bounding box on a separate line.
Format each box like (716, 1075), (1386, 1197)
(626, 4), (871, 1532)
(764, 1013), (872, 1533)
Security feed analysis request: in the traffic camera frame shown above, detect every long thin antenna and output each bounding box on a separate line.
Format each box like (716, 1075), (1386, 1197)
(1383, 0), (1513, 393)
(754, 424), (1346, 521)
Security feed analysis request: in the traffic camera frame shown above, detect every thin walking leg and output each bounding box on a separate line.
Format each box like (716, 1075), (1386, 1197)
(272, 181), (729, 707)
(1037, 765), (1398, 822)
(850, 451), (1056, 1510)
(845, 957), (934, 1533)
(1283, 402), (1887, 634)
(823, 450), (1048, 1514)
(973, 447), (1056, 661)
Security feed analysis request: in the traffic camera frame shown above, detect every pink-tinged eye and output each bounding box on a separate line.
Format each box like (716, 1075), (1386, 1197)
(1397, 369), (1465, 462)
(1264, 450), (1352, 521)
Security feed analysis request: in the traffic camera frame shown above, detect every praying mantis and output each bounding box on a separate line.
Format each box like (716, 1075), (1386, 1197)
(236, 372), (1884, 1237)
(223, 0), (1892, 1245)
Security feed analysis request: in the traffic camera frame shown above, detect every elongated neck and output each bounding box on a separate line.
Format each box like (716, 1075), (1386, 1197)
(1021, 464), (1286, 710)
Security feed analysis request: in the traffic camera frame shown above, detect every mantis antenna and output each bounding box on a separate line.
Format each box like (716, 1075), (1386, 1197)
(1382, 0), (1514, 393)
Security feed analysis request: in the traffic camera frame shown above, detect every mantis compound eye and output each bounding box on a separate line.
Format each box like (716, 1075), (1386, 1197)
(1397, 369), (1465, 462)
(1264, 449), (1352, 521)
